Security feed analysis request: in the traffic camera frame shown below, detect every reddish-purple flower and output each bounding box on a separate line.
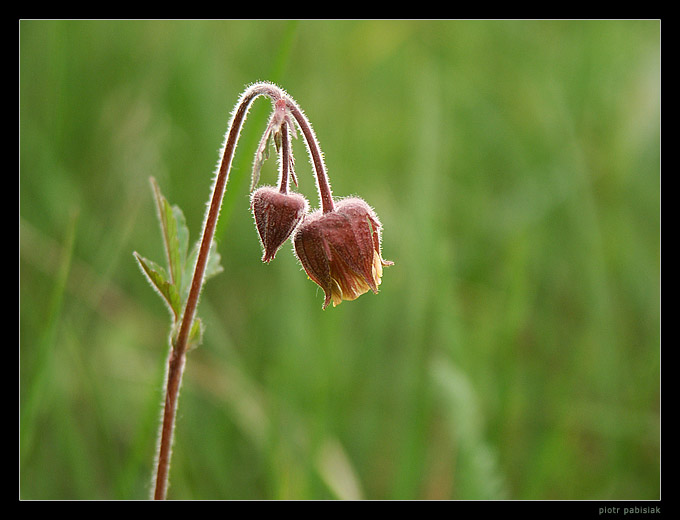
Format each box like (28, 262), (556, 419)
(293, 197), (393, 309)
(251, 186), (308, 263)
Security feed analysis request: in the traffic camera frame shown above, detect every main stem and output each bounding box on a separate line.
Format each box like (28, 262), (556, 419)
(153, 84), (263, 500)
(152, 82), (334, 499)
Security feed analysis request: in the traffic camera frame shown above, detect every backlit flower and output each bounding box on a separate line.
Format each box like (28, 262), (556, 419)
(293, 197), (393, 309)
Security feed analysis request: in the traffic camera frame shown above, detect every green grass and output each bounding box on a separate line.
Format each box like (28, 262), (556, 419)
(19, 20), (660, 500)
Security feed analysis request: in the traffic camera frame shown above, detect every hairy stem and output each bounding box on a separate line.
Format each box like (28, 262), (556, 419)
(152, 82), (333, 499)
(153, 82), (274, 499)
(284, 100), (335, 213)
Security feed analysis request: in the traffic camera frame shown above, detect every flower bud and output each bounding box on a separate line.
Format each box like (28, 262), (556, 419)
(251, 186), (308, 263)
(293, 197), (393, 309)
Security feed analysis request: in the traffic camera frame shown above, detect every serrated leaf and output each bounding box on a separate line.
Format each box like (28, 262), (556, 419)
(180, 239), (224, 305)
(151, 177), (183, 288)
(180, 244), (197, 306)
(134, 252), (181, 320)
(187, 317), (204, 351)
(172, 204), (190, 276)
(205, 240), (224, 282)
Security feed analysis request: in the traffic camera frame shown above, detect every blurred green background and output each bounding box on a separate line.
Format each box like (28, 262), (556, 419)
(19, 20), (660, 500)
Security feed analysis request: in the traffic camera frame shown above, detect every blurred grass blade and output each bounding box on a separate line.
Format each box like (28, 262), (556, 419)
(20, 210), (79, 466)
(430, 356), (508, 499)
(316, 438), (364, 500)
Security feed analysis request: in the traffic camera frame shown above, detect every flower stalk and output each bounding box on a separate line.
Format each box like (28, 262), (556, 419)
(153, 82), (280, 499)
(148, 81), (392, 499)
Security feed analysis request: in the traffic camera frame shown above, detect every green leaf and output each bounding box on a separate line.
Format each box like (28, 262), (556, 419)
(151, 177), (183, 289)
(187, 317), (204, 351)
(205, 240), (224, 282)
(140, 178), (223, 337)
(181, 239), (224, 305)
(173, 204), (190, 276)
(169, 317), (204, 352)
(133, 252), (181, 320)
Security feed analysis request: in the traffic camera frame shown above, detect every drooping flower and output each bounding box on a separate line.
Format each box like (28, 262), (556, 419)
(251, 186), (308, 263)
(245, 84), (393, 308)
(293, 197), (393, 309)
